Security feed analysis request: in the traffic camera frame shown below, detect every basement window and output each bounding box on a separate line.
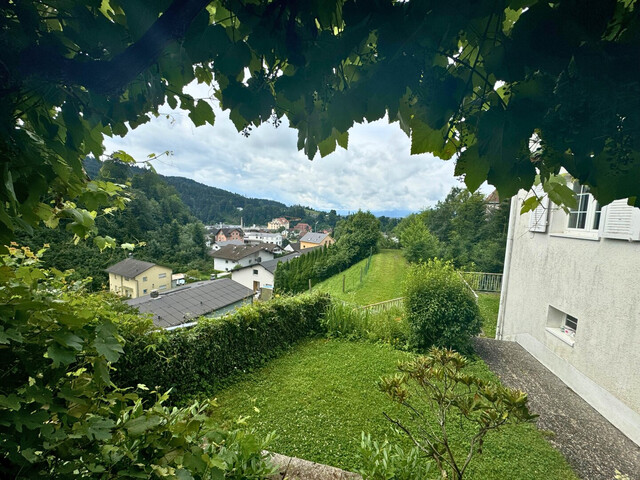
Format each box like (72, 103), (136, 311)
(545, 305), (578, 347)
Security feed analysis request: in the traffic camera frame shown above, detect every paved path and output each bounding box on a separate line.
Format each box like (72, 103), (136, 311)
(474, 338), (640, 480)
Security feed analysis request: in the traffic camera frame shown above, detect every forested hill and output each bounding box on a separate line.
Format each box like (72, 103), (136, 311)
(84, 157), (305, 226)
(162, 176), (288, 225)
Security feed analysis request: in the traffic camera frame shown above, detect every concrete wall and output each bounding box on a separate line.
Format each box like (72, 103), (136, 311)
(109, 265), (172, 298)
(500, 191), (640, 445)
(232, 265), (274, 291)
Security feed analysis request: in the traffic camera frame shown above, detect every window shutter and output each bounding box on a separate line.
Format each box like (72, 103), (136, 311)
(599, 200), (640, 241)
(528, 190), (549, 232)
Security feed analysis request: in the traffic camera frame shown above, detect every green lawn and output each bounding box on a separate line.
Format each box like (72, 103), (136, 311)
(212, 339), (577, 479)
(478, 293), (500, 338)
(313, 249), (408, 305)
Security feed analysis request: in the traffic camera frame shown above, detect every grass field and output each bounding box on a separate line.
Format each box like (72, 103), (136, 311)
(212, 339), (577, 479)
(313, 249), (408, 305)
(478, 292), (500, 338)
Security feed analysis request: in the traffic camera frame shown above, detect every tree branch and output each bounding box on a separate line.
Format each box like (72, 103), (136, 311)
(19, 0), (211, 95)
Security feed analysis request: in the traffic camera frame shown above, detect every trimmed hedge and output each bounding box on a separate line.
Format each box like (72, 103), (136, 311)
(114, 292), (332, 400)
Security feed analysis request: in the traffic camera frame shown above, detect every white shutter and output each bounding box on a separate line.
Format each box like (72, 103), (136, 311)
(599, 200), (640, 241)
(528, 189), (550, 232)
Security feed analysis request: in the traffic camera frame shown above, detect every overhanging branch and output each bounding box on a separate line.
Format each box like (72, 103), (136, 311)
(19, 0), (211, 95)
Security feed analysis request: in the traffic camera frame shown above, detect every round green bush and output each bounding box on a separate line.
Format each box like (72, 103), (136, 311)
(404, 259), (481, 353)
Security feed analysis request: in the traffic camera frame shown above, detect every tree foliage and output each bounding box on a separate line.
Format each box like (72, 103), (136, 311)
(2, 0), (639, 245)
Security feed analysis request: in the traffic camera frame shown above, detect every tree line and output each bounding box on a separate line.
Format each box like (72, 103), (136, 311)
(395, 187), (510, 273)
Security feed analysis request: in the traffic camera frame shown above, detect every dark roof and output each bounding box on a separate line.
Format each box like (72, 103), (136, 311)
(126, 278), (254, 329)
(300, 232), (330, 244)
(106, 258), (157, 277)
(288, 242), (301, 251)
(257, 253), (302, 274)
(210, 243), (274, 260)
(293, 223), (311, 230)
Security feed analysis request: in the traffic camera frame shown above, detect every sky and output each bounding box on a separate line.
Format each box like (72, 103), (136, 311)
(104, 83), (487, 217)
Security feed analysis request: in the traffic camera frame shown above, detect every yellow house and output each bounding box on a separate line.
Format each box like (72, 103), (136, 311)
(299, 232), (335, 249)
(106, 258), (172, 299)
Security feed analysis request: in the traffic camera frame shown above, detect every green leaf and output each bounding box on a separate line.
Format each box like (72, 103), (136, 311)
(455, 146), (489, 192)
(520, 195), (541, 214)
(0, 394), (22, 410)
(46, 343), (78, 366)
(188, 100), (216, 127)
(410, 119), (446, 155)
(112, 150), (136, 164)
(124, 414), (163, 436)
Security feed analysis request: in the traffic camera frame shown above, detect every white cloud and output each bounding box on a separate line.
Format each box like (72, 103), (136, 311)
(104, 83), (487, 216)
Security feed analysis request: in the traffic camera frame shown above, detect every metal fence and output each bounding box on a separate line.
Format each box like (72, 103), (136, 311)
(459, 272), (503, 292)
(358, 297), (404, 313)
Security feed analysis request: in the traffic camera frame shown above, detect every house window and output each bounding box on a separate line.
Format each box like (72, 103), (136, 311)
(253, 269), (259, 275)
(158, 273), (167, 279)
(567, 183), (601, 231)
(142, 276), (147, 282)
(143, 289), (147, 294)
(159, 285), (167, 290)
(546, 305), (578, 346)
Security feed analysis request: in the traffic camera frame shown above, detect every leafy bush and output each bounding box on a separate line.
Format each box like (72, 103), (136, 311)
(358, 433), (432, 480)
(0, 246), (276, 478)
(403, 259), (481, 353)
(322, 301), (410, 347)
(379, 348), (537, 480)
(114, 292), (332, 400)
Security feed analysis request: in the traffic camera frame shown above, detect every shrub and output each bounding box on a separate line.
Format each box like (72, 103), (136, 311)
(322, 301), (410, 347)
(403, 259), (481, 353)
(379, 348), (537, 480)
(113, 292), (332, 400)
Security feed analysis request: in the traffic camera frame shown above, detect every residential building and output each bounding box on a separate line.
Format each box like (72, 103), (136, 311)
(498, 180), (640, 445)
(300, 232), (335, 249)
(231, 253), (301, 293)
(268, 217), (290, 230)
(292, 222), (312, 235)
(213, 227), (244, 242)
(210, 243), (276, 271)
(106, 258), (172, 299)
(171, 273), (186, 288)
(244, 231), (283, 246)
(126, 278), (253, 329)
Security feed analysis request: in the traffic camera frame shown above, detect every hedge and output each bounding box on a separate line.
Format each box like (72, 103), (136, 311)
(113, 292), (332, 400)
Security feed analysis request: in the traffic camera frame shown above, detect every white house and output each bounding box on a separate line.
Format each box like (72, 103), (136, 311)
(244, 231), (283, 247)
(210, 243), (276, 271)
(498, 179), (640, 445)
(231, 253), (301, 292)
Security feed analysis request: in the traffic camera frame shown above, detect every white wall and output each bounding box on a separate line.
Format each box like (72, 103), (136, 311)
(232, 265), (275, 291)
(500, 191), (640, 445)
(214, 250), (275, 272)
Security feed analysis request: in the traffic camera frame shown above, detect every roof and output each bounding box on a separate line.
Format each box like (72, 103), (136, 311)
(293, 223), (311, 230)
(215, 239), (245, 247)
(106, 258), (157, 278)
(485, 189), (500, 204)
(126, 278), (254, 329)
(171, 273), (185, 280)
(300, 232), (330, 244)
(257, 253), (302, 274)
(209, 243), (273, 261)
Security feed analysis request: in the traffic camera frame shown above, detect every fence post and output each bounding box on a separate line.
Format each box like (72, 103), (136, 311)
(360, 267), (363, 284)
(309, 278), (312, 293)
(342, 275), (345, 293)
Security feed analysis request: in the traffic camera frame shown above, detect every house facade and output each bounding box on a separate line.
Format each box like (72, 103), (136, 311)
(210, 243), (276, 271)
(498, 182), (640, 445)
(244, 231), (283, 246)
(106, 258), (172, 298)
(231, 253), (301, 292)
(300, 232), (335, 249)
(268, 217), (290, 230)
(292, 222), (312, 235)
(213, 227), (244, 242)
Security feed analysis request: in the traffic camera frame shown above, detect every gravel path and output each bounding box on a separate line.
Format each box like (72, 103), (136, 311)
(474, 337), (640, 480)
